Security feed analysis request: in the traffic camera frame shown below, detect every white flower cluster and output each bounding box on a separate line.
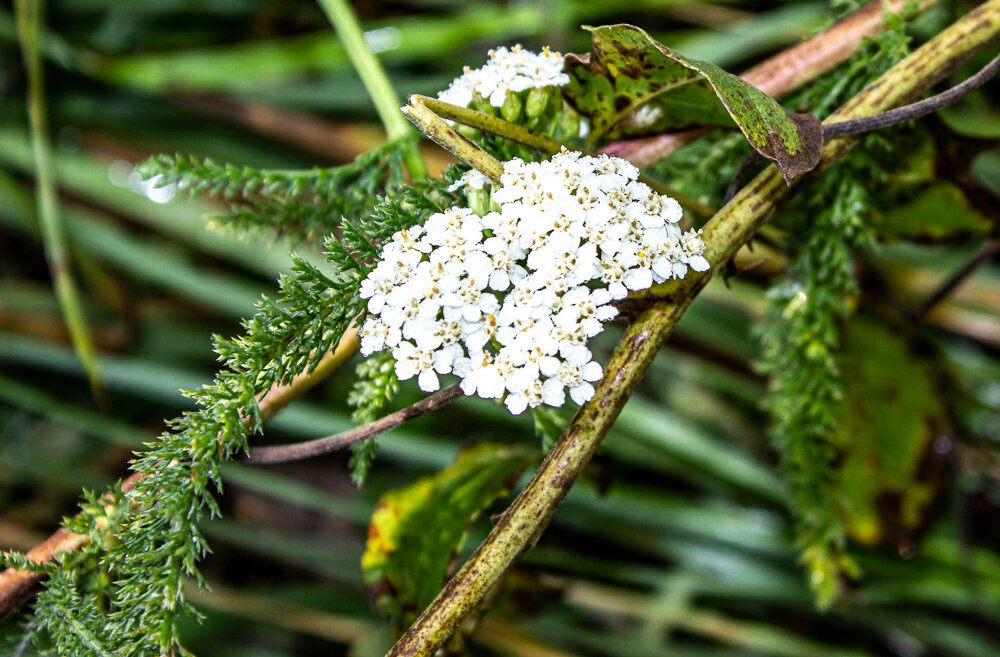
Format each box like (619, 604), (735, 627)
(438, 44), (570, 109)
(359, 149), (710, 415)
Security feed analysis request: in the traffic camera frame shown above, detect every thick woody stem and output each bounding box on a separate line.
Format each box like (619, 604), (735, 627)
(386, 5), (1000, 655)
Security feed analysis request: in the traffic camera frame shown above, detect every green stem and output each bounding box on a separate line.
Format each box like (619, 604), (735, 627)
(315, 0), (426, 181)
(14, 0), (101, 396)
(414, 94), (566, 155)
(402, 99), (504, 183)
(386, 4), (1000, 655)
(412, 94), (715, 217)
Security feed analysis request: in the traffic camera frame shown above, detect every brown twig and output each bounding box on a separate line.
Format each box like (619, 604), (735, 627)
(603, 0), (939, 166)
(248, 383), (464, 464)
(823, 52), (1000, 138)
(0, 330), (358, 618)
(177, 93), (455, 174)
(910, 238), (1000, 321)
(722, 52), (1000, 205)
(0, 532), (89, 618)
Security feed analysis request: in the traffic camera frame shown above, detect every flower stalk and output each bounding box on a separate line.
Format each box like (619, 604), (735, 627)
(401, 99), (504, 182)
(414, 95), (566, 155)
(15, 0), (101, 396)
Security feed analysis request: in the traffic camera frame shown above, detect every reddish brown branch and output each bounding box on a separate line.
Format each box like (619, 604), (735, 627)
(1, 530), (94, 616)
(248, 383), (464, 464)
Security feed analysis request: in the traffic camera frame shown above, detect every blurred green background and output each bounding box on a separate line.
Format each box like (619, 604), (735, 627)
(2, 1), (1000, 655)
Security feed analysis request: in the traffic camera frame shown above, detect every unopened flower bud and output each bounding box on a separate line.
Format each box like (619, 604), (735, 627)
(526, 86), (555, 119)
(501, 92), (523, 123)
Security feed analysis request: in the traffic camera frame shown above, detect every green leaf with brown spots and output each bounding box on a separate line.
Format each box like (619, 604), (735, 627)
(361, 442), (536, 635)
(832, 318), (950, 552)
(565, 24), (822, 181)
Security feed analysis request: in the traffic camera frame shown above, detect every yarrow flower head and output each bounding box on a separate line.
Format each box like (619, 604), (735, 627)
(359, 148), (709, 415)
(438, 44), (570, 109)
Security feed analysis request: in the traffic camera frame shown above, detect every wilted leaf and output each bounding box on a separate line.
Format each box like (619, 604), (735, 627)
(362, 442), (536, 634)
(876, 183), (991, 239)
(833, 318), (950, 551)
(565, 24), (822, 181)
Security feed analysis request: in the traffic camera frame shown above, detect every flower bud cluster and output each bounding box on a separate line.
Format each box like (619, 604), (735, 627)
(438, 44), (569, 110)
(359, 149), (709, 415)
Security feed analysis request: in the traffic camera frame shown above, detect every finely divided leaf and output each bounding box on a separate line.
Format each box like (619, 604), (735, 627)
(565, 24), (822, 181)
(362, 443), (536, 634)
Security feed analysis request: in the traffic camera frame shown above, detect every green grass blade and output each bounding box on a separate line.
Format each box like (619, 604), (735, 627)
(315, 0), (426, 180)
(14, 0), (101, 396)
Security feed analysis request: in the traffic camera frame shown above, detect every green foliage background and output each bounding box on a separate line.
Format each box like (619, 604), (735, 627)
(2, 1), (1000, 655)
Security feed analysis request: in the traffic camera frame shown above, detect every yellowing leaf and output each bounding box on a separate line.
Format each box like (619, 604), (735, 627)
(362, 442), (536, 634)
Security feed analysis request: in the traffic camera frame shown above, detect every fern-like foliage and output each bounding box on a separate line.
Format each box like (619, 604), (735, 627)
(758, 167), (877, 601)
(9, 158), (453, 655)
(654, 2), (919, 606)
(347, 350), (399, 483)
(137, 137), (413, 243)
(755, 8), (915, 605)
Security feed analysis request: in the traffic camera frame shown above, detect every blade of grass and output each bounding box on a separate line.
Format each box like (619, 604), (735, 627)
(14, 0), (100, 397)
(81, 6), (544, 93)
(0, 330), (458, 470)
(201, 519), (364, 583)
(665, 2), (828, 68)
(184, 582), (373, 645)
(0, 374), (378, 532)
(612, 399), (784, 502)
(315, 0), (426, 181)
